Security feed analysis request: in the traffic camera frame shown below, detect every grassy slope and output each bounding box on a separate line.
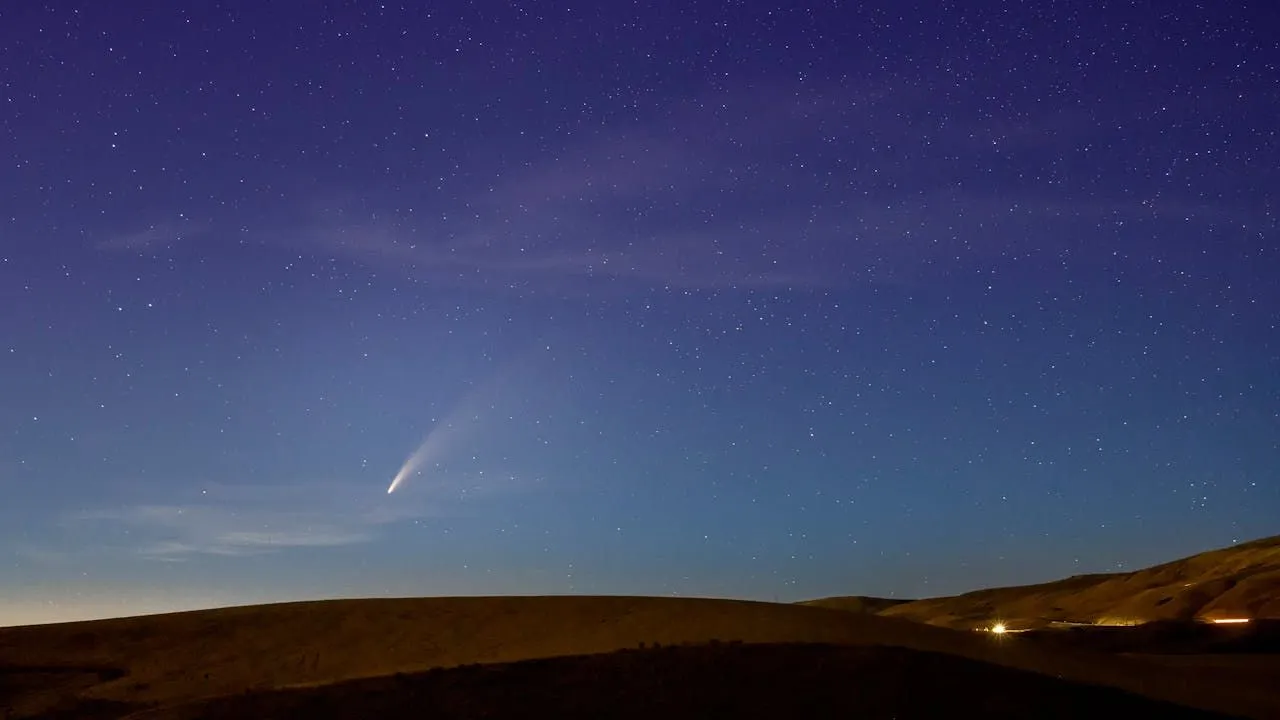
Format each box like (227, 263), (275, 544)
(1, 595), (1277, 719)
(877, 535), (1280, 628)
(801, 535), (1280, 630)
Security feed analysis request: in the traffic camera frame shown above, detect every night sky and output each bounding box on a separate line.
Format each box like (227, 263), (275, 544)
(2, 2), (1277, 626)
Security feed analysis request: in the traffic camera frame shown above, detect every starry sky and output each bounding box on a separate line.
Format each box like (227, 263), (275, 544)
(2, 1), (1278, 626)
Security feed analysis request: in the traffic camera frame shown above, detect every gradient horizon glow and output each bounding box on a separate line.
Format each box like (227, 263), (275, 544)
(1, 1), (1277, 627)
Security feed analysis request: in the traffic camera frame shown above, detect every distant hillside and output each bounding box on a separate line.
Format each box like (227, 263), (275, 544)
(795, 596), (912, 614)
(860, 535), (1280, 630)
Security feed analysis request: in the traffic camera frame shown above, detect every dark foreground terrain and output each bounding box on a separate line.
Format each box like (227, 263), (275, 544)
(108, 642), (1237, 720)
(1018, 618), (1280, 655)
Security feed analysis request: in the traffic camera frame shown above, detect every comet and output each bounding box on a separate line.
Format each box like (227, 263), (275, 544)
(386, 433), (438, 494)
(387, 415), (469, 494)
(384, 385), (496, 494)
(383, 344), (553, 495)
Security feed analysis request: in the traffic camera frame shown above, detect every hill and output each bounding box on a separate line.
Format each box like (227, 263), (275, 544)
(866, 535), (1280, 630)
(2, 594), (1277, 718)
(795, 595), (910, 614)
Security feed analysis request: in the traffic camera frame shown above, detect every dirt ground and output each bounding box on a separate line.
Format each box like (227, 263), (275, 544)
(127, 642), (1238, 720)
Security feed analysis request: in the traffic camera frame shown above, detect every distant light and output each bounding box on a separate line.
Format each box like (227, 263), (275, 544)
(990, 622), (1007, 634)
(1093, 617), (1143, 627)
(1211, 618), (1250, 624)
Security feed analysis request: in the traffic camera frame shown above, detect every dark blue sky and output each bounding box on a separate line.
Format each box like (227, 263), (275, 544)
(2, 1), (1277, 625)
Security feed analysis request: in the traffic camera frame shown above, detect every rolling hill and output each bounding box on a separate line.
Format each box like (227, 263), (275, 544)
(795, 595), (910, 614)
(3, 534), (1279, 718)
(808, 534), (1280, 630)
(2, 594), (1276, 718)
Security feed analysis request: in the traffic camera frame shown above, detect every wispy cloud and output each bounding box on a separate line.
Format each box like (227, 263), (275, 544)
(96, 221), (206, 252)
(296, 72), (1267, 292)
(12, 545), (74, 566)
(76, 499), (384, 560)
(289, 80), (888, 291)
(309, 218), (826, 291)
(147, 510), (367, 558)
(223, 72), (1274, 292)
(67, 473), (537, 561)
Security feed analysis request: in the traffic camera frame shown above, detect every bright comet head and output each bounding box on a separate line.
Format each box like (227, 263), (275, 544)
(386, 469), (408, 494)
